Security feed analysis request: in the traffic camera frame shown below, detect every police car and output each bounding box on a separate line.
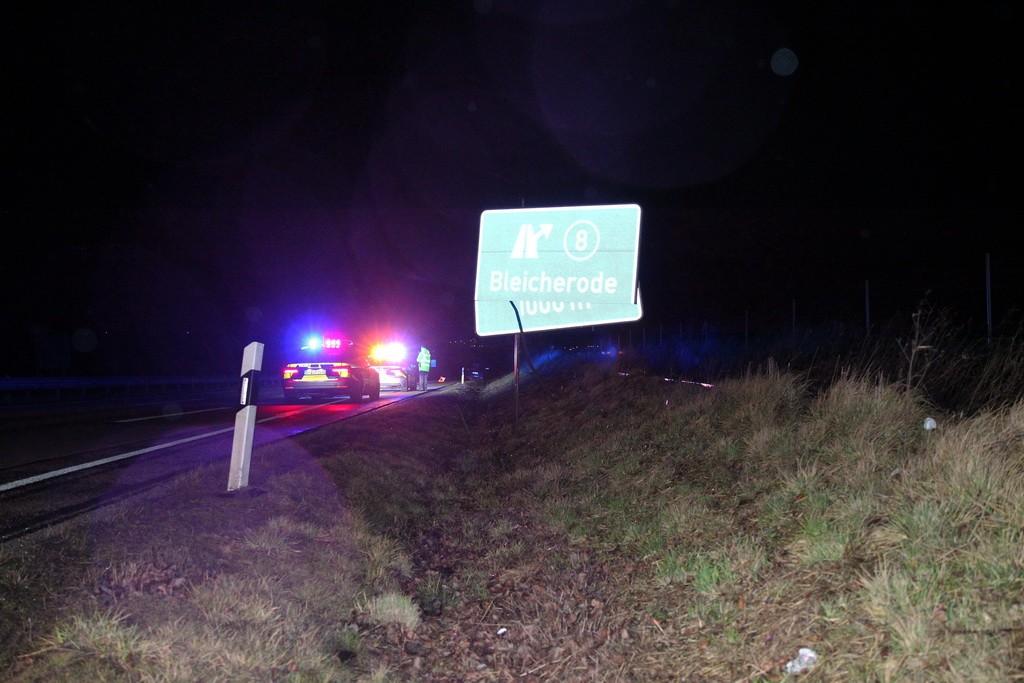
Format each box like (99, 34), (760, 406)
(282, 335), (381, 402)
(367, 341), (414, 391)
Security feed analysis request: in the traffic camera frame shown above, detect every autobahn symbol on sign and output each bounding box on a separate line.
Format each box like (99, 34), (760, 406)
(474, 204), (642, 336)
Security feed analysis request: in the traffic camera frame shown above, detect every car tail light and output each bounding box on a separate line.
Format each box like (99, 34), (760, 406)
(333, 365), (350, 378)
(283, 366), (300, 380)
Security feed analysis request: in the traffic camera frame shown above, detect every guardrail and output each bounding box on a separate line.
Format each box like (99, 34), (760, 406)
(0, 376), (281, 404)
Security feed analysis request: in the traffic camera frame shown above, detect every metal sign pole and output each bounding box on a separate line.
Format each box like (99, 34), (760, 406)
(228, 341), (263, 491)
(513, 333), (520, 422)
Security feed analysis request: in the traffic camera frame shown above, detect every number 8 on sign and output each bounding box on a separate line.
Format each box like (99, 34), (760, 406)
(563, 220), (600, 261)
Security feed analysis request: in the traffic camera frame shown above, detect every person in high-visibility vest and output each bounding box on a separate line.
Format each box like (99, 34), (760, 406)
(416, 346), (431, 391)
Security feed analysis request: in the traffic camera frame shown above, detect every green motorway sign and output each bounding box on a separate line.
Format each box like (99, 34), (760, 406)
(474, 204), (642, 336)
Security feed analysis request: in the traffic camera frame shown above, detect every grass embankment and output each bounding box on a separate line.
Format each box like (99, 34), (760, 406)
(2, 360), (1023, 680)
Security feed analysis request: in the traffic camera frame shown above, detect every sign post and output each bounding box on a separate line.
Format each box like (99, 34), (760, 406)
(475, 205), (642, 418)
(474, 204), (642, 336)
(228, 341), (263, 492)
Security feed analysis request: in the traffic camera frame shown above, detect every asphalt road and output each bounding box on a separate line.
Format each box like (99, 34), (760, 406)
(0, 385), (438, 541)
(0, 386), (438, 487)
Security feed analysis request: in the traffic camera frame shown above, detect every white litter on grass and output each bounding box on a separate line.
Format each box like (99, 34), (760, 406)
(783, 647), (818, 674)
(496, 627), (508, 636)
(924, 417), (937, 431)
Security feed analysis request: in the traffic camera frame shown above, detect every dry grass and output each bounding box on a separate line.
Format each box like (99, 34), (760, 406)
(3, 356), (1024, 680)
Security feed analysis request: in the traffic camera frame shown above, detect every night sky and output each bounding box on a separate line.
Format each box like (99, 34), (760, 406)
(3, 1), (1021, 375)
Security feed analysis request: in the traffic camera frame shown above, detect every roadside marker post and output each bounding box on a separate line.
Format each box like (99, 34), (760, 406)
(228, 341), (263, 492)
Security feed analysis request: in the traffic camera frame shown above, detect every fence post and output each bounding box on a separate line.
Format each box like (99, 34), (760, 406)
(986, 253), (993, 345)
(865, 279), (871, 335)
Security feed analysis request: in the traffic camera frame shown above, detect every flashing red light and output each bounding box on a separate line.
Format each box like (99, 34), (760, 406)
(370, 342), (407, 364)
(302, 335), (349, 351)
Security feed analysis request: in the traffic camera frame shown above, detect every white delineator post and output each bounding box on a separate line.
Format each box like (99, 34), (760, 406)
(228, 341), (264, 491)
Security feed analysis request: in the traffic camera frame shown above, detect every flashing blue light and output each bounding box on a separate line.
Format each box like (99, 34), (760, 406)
(303, 336), (322, 351)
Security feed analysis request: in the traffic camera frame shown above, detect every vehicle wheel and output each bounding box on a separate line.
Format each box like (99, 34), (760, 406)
(369, 382), (380, 401)
(348, 381), (364, 403)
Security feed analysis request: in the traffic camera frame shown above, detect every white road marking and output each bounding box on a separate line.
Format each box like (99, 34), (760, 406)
(0, 400), (348, 492)
(115, 407), (229, 423)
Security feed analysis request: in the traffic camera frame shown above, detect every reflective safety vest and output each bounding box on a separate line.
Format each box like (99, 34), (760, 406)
(417, 348), (431, 372)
